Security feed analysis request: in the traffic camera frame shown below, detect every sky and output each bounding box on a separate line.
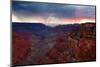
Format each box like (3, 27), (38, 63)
(12, 1), (96, 26)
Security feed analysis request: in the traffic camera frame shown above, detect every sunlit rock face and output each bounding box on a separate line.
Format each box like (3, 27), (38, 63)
(12, 22), (96, 66)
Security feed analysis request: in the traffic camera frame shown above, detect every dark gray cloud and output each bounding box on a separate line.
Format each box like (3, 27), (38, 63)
(12, 1), (95, 19)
